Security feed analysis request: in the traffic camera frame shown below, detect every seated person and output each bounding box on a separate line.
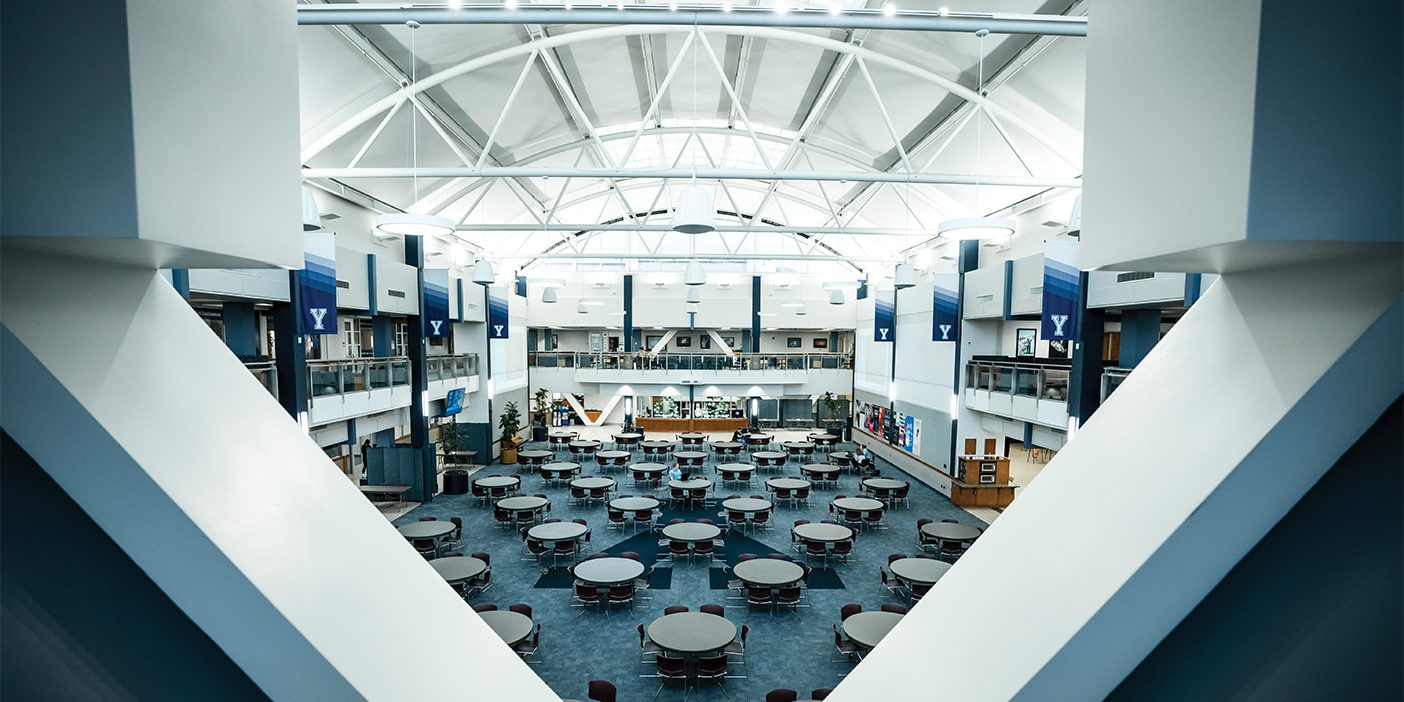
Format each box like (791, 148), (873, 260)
(853, 445), (876, 474)
(667, 464), (684, 482)
(732, 426), (753, 442)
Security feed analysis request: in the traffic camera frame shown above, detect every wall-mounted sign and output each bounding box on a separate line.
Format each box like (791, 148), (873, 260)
(931, 274), (959, 342)
(487, 288), (510, 339)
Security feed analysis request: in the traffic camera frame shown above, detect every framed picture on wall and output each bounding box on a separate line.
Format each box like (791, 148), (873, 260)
(699, 335), (712, 350)
(786, 337), (802, 348)
(1016, 328), (1037, 358)
(1048, 339), (1071, 359)
(722, 336), (736, 347)
(675, 336), (692, 348)
(813, 337), (828, 349)
(645, 335), (663, 350)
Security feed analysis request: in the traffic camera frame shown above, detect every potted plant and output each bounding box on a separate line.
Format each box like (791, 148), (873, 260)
(530, 388), (551, 442)
(498, 401), (523, 464)
(820, 392), (844, 434)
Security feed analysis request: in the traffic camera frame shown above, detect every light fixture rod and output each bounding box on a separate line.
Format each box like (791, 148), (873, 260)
(296, 6), (1087, 36)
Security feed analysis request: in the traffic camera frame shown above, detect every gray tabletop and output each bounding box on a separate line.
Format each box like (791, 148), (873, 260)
(830, 451), (853, 461)
(475, 476), (520, 488)
(677, 432), (707, 440)
(661, 522), (722, 542)
(612, 433), (643, 440)
(569, 440), (602, 448)
(609, 496), (661, 511)
(630, 463), (668, 473)
(921, 522), (982, 541)
(669, 478), (712, 490)
(753, 451), (786, 461)
(479, 610), (534, 646)
(571, 557), (646, 586)
(497, 495), (549, 511)
(717, 463), (755, 473)
(648, 612), (737, 654)
(444, 450), (479, 458)
(570, 477), (615, 490)
(767, 478), (811, 491)
(745, 434), (773, 443)
(863, 478), (907, 490)
(542, 462), (580, 474)
(733, 558), (805, 587)
(721, 498), (773, 513)
(832, 497), (885, 512)
(527, 522), (589, 541)
(843, 611), (904, 649)
(710, 441), (742, 450)
(640, 441), (674, 449)
(674, 450), (707, 460)
(396, 521), (455, 539)
(518, 449), (552, 459)
(890, 557), (952, 585)
(792, 523), (854, 543)
(801, 463), (839, 475)
(596, 450), (630, 460)
(808, 433), (838, 442)
(549, 431), (578, 438)
(783, 441), (816, 450)
(430, 556), (486, 583)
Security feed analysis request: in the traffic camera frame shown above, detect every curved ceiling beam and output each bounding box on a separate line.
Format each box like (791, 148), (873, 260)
(301, 24), (1080, 169)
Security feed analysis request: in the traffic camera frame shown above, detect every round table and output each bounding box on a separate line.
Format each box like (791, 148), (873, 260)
(612, 432), (643, 442)
(527, 521), (589, 542)
(661, 522), (722, 542)
(639, 440), (674, 451)
(572, 557), (646, 586)
(570, 476), (615, 491)
(610, 496), (661, 511)
(518, 449), (552, 463)
(475, 475), (520, 489)
(430, 556), (486, 584)
(596, 450), (629, 461)
(889, 557), (952, 585)
(807, 433), (838, 443)
(753, 451), (786, 463)
(569, 440), (601, 450)
(630, 462), (668, 475)
(674, 450), (707, 463)
(800, 463), (838, 477)
(842, 611), (903, 649)
(733, 558), (804, 587)
(745, 433), (773, 444)
(792, 522), (854, 543)
(677, 432), (707, 443)
(920, 522), (982, 541)
(710, 441), (742, 451)
(783, 441), (816, 451)
(830, 451), (853, 462)
(496, 495), (550, 511)
(863, 477), (907, 491)
(396, 521), (455, 540)
(549, 431), (578, 438)
(767, 477), (811, 491)
(479, 610), (534, 646)
(668, 478), (712, 491)
(541, 462), (581, 478)
(832, 497), (885, 512)
(647, 612), (737, 654)
(444, 449), (479, 464)
(721, 497), (772, 513)
(717, 463), (756, 475)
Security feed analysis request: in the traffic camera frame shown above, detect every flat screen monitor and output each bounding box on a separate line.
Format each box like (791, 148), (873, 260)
(444, 388), (465, 416)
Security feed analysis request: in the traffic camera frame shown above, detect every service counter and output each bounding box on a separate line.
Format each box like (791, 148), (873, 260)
(636, 417), (749, 433)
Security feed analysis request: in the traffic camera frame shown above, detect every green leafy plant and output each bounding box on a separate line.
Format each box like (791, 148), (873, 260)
(821, 392), (841, 419)
(498, 401), (522, 448)
(531, 388), (551, 426)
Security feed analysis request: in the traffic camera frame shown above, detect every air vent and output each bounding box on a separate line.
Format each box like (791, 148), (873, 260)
(975, 294), (994, 303)
(1116, 272), (1154, 283)
(336, 280), (350, 289)
(387, 289), (406, 298)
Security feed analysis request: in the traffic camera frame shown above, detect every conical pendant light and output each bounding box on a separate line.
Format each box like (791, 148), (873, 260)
(672, 184), (716, 234)
(472, 258), (496, 285)
(829, 289), (844, 305)
(683, 260), (707, 286)
(893, 263), (917, 289)
(541, 287), (558, 303)
(937, 28), (1015, 243)
(373, 20), (454, 239)
(302, 186), (323, 231)
(686, 287), (702, 303)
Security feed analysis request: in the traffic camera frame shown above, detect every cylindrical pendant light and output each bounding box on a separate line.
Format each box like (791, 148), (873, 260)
(541, 287), (558, 303)
(472, 258), (496, 285)
(935, 216), (1015, 241)
(684, 260), (707, 286)
(576, 301), (588, 314)
(672, 184), (716, 234)
(374, 212), (455, 238)
(686, 287), (702, 303)
(829, 290), (844, 305)
(893, 263), (917, 289)
(302, 186), (322, 231)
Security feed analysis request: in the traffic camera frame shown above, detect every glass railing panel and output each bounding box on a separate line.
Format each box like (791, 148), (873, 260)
(309, 364), (339, 397)
(1041, 369), (1070, 402)
(1015, 368), (1039, 397)
(390, 359), (409, 386)
(992, 367), (1013, 393)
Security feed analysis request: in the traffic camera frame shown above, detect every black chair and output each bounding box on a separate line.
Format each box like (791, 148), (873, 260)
(766, 689), (799, 702)
(587, 679), (617, 702)
(812, 687), (835, 700)
(881, 603), (909, 614)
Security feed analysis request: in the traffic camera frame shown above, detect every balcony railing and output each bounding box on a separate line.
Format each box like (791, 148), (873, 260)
(965, 360), (1070, 402)
(528, 351), (854, 372)
(245, 361), (278, 397)
(1101, 367), (1132, 402)
(307, 353), (478, 398)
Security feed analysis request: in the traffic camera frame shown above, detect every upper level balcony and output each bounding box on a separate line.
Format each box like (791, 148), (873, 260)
(529, 351), (853, 392)
(307, 353), (479, 427)
(963, 357), (1070, 429)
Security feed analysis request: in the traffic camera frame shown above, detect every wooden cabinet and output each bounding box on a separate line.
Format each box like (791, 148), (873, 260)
(948, 455), (1015, 508)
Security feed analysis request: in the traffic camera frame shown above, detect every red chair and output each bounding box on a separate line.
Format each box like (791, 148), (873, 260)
(587, 679), (617, 702)
(840, 602), (863, 621)
(727, 510), (748, 532)
(766, 689), (799, 702)
(751, 509), (771, 530)
(746, 586), (773, 612)
(650, 656), (688, 697)
(608, 584), (635, 612)
(471, 551), (491, 566)
(766, 553), (791, 561)
(509, 603), (533, 618)
(523, 539), (549, 562)
(569, 485), (589, 505)
(938, 539), (965, 562)
(724, 623), (749, 664)
(880, 567), (902, 597)
(737, 553), (757, 562)
(663, 605), (689, 615)
(418, 516), (437, 522)
(553, 539), (579, 565)
(776, 586), (803, 610)
(812, 687), (835, 700)
(693, 539), (716, 563)
(830, 624), (861, 663)
(513, 622), (542, 660)
(441, 551), (464, 558)
(695, 653), (731, 692)
(412, 538), (438, 559)
(831, 539), (854, 564)
(573, 583), (602, 610)
(472, 603), (498, 613)
(606, 509), (627, 529)
(699, 603), (725, 617)
(466, 568), (492, 597)
(881, 603), (909, 614)
(910, 582), (933, 602)
(449, 517), (464, 544)
(804, 540), (828, 564)
(621, 551), (642, 561)
(636, 624), (661, 664)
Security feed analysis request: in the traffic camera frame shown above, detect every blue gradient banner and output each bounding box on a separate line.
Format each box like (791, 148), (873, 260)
(873, 290), (895, 342)
(488, 288), (510, 339)
(422, 269), (450, 337)
(931, 274), (959, 342)
(1041, 241), (1081, 340)
(300, 232), (337, 334)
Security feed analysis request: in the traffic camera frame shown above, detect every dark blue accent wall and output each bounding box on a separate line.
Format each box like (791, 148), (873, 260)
(950, 240), (980, 468)
(1183, 273), (1203, 307)
(456, 278), (465, 322)
(750, 275), (762, 352)
(372, 316), (392, 357)
(171, 269), (190, 299)
(404, 237), (430, 469)
(366, 253), (378, 316)
(1110, 398), (1403, 701)
(0, 432), (269, 701)
(1119, 309), (1162, 368)
(623, 274), (634, 352)
(515, 275), (528, 297)
(221, 302), (258, 358)
(272, 270), (308, 419)
(1068, 271), (1106, 424)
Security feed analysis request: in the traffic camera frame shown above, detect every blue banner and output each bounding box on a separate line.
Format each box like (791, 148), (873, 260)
(422, 269), (450, 337)
(1041, 241), (1080, 340)
(873, 290), (895, 342)
(488, 288), (510, 339)
(931, 274), (959, 342)
(300, 232), (337, 335)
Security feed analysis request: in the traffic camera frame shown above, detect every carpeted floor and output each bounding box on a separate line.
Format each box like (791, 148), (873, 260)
(394, 436), (985, 701)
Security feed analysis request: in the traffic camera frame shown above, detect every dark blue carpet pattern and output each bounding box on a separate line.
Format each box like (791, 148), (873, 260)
(393, 436), (986, 701)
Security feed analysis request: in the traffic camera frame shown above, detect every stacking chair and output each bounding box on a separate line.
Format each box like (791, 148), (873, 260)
(938, 538), (965, 562)
(751, 509), (772, 531)
(767, 690), (799, 702)
(910, 582), (933, 602)
(893, 482), (911, 509)
(607, 584), (635, 612)
(466, 567), (493, 597)
(569, 485), (589, 505)
(553, 538), (579, 565)
(746, 586), (774, 613)
(472, 603), (498, 613)
(513, 622), (542, 661)
(880, 568), (903, 598)
(493, 508), (514, 529)
(804, 540), (829, 565)
(607, 508), (627, 530)
(830, 625), (862, 664)
(636, 624), (661, 665)
(695, 653), (736, 692)
(692, 538), (717, 563)
(470, 481), (489, 507)
(727, 510), (749, 533)
(776, 586), (803, 611)
(812, 687), (835, 700)
(863, 509), (885, 531)
(523, 539), (549, 563)
(667, 540), (691, 563)
(412, 538), (439, 559)
(699, 603), (726, 617)
(724, 624), (750, 664)
(794, 486), (811, 505)
(572, 583), (603, 612)
(830, 539), (854, 564)
(587, 680), (618, 702)
(881, 603), (909, 614)
(840, 603), (863, 621)
(663, 605), (689, 615)
(649, 656), (688, 697)
(841, 510), (864, 531)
